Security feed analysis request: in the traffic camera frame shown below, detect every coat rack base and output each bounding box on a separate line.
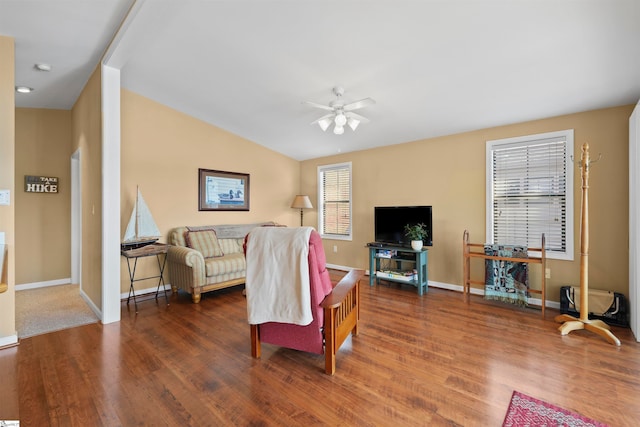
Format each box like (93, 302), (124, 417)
(554, 314), (621, 346)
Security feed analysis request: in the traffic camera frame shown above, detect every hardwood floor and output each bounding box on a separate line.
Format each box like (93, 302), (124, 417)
(2, 272), (640, 426)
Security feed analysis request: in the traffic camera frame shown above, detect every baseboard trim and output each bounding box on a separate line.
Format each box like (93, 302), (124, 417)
(0, 333), (19, 348)
(429, 280), (559, 309)
(120, 283), (172, 300)
(16, 278), (71, 291)
(80, 288), (102, 320)
(357, 268), (558, 309)
(427, 280), (480, 295)
(326, 263), (352, 272)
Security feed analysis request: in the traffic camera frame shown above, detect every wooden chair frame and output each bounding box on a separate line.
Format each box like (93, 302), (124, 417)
(251, 269), (363, 375)
(463, 230), (546, 317)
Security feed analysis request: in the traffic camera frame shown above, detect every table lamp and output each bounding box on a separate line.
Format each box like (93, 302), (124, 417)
(291, 195), (313, 226)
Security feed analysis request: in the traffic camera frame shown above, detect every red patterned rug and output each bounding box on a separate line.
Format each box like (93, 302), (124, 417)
(503, 391), (609, 427)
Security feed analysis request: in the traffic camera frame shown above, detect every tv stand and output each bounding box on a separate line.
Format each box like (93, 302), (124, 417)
(368, 244), (428, 295)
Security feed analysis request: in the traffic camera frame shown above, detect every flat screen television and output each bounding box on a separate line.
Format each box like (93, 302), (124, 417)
(374, 206), (433, 247)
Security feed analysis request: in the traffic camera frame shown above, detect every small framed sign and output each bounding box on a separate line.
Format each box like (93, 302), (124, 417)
(25, 176), (59, 193)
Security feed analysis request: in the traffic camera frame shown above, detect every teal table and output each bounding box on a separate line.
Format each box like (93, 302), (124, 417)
(368, 244), (428, 295)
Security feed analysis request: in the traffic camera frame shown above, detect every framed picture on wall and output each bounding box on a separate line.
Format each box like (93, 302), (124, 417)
(198, 168), (250, 211)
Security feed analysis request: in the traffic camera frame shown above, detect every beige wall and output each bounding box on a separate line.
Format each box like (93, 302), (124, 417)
(301, 105), (633, 302)
(71, 66), (103, 308)
(0, 36), (16, 343)
(4, 72), (633, 308)
(15, 109), (72, 285)
(120, 90), (301, 293)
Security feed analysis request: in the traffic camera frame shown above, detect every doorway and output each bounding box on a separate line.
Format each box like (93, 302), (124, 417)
(14, 148), (99, 338)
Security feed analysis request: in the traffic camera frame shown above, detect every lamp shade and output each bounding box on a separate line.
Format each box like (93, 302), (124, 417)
(291, 195), (313, 209)
(318, 117), (332, 132)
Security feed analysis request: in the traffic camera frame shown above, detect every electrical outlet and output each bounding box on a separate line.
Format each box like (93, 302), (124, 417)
(0, 189), (10, 205)
(333, 245), (338, 253)
(545, 268), (551, 279)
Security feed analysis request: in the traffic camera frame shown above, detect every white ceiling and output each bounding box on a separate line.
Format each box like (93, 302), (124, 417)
(3, 0), (640, 160)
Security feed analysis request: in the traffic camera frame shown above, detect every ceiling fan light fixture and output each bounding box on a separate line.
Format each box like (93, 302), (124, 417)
(304, 86), (374, 135)
(318, 118), (332, 131)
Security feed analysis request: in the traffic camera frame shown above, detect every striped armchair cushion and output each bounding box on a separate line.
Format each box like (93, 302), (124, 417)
(186, 229), (224, 258)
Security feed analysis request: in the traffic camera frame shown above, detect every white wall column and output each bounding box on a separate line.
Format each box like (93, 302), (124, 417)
(98, 0), (151, 324)
(630, 100), (640, 341)
(71, 149), (81, 286)
(101, 64), (121, 324)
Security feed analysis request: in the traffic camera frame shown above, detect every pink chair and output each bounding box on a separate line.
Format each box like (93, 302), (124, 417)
(246, 229), (363, 375)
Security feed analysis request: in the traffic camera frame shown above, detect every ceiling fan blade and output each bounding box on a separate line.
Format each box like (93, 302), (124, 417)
(344, 97), (375, 111)
(302, 100), (334, 112)
(310, 113), (335, 125)
(345, 111), (370, 123)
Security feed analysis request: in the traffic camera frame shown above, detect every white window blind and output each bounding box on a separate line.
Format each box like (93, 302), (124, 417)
(487, 130), (574, 260)
(318, 162), (352, 240)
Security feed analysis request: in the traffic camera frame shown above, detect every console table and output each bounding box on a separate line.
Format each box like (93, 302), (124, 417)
(121, 243), (169, 312)
(368, 244), (428, 295)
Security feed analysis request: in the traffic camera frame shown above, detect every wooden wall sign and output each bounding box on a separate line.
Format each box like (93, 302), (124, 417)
(25, 175), (58, 193)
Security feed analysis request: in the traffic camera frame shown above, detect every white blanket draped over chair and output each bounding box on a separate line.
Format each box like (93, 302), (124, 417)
(245, 226), (313, 325)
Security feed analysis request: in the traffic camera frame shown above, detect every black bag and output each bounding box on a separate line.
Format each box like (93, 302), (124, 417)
(560, 285), (629, 327)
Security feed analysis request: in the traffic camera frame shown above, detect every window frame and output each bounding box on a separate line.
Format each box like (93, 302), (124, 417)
(317, 161), (352, 241)
(486, 129), (574, 261)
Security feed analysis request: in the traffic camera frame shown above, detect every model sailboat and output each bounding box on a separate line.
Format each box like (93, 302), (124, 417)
(121, 187), (161, 251)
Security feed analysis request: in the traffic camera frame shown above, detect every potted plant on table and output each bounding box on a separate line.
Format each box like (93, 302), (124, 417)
(404, 223), (428, 251)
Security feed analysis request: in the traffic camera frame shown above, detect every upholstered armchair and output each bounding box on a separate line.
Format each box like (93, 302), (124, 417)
(245, 227), (363, 375)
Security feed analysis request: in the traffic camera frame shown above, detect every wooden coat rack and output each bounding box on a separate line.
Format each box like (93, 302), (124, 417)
(0, 243), (7, 294)
(554, 143), (620, 346)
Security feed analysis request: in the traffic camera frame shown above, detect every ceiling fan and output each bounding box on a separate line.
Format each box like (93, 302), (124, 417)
(304, 86), (375, 135)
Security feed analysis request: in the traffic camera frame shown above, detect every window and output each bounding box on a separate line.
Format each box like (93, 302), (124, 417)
(318, 162), (352, 240)
(486, 130), (574, 260)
